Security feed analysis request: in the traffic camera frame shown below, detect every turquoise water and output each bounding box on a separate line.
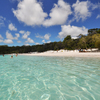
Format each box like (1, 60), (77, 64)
(0, 55), (100, 100)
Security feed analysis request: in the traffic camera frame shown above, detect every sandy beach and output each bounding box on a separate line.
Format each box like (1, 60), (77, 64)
(19, 50), (100, 57)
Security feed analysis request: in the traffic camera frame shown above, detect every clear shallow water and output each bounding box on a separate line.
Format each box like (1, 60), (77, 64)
(0, 55), (100, 100)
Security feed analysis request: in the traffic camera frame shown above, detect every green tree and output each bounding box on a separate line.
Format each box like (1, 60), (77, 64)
(86, 36), (94, 48)
(95, 40), (100, 50)
(78, 37), (87, 49)
(92, 34), (100, 48)
(63, 35), (71, 43)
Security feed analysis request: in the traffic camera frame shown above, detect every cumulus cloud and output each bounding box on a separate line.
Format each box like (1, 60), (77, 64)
(0, 34), (3, 39)
(72, 37), (78, 39)
(42, 40), (45, 43)
(22, 31), (30, 39)
(4, 39), (13, 44)
(35, 33), (51, 40)
(24, 44), (30, 46)
(43, 0), (72, 26)
(12, 0), (100, 27)
(6, 31), (14, 40)
(19, 30), (25, 34)
(12, 0), (47, 26)
(35, 33), (43, 39)
(72, 0), (92, 21)
(17, 40), (21, 43)
(96, 15), (100, 19)
(47, 41), (51, 43)
(68, 1), (100, 24)
(35, 43), (40, 45)
(44, 34), (51, 40)
(8, 23), (17, 31)
(0, 39), (3, 43)
(15, 33), (20, 37)
(58, 25), (88, 39)
(25, 38), (34, 43)
(42, 40), (51, 44)
(6, 31), (20, 40)
(15, 33), (20, 40)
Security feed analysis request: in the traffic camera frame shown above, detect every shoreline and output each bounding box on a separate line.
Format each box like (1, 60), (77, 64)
(18, 51), (100, 58)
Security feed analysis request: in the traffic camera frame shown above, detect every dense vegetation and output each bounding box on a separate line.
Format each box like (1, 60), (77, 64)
(0, 28), (100, 54)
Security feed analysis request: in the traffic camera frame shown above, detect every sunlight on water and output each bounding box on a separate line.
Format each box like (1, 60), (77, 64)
(0, 55), (100, 100)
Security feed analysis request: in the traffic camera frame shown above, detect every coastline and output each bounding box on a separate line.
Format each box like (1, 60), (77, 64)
(18, 50), (100, 57)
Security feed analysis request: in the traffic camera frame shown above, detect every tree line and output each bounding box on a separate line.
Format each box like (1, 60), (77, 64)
(0, 28), (100, 54)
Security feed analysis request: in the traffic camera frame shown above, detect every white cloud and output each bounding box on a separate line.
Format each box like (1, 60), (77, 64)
(96, 15), (100, 19)
(35, 33), (43, 39)
(4, 39), (13, 44)
(8, 23), (17, 31)
(25, 38), (34, 43)
(11, 0), (100, 27)
(58, 25), (88, 39)
(72, 37), (78, 39)
(0, 34), (3, 39)
(15, 33), (20, 38)
(15, 33), (20, 40)
(42, 40), (45, 43)
(22, 31), (30, 39)
(24, 44), (30, 46)
(47, 41), (51, 43)
(44, 33), (51, 40)
(72, 0), (91, 21)
(43, 0), (72, 26)
(12, 0), (47, 26)
(6, 31), (14, 40)
(6, 31), (20, 40)
(0, 39), (3, 43)
(68, 1), (100, 24)
(17, 40), (21, 43)
(35, 33), (51, 40)
(19, 30), (25, 34)
(42, 40), (51, 43)
(35, 43), (40, 45)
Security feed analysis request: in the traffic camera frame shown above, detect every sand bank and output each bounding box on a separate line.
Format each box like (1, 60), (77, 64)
(19, 50), (100, 57)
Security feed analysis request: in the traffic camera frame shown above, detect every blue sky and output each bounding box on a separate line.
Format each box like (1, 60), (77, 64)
(0, 0), (100, 46)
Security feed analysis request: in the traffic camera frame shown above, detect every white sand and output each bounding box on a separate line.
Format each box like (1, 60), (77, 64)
(19, 50), (100, 57)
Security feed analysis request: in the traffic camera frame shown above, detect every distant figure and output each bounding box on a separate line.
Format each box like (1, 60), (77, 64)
(16, 54), (18, 57)
(11, 55), (13, 58)
(3, 54), (4, 57)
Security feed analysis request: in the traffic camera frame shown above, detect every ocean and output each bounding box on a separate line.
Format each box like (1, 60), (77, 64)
(0, 55), (100, 100)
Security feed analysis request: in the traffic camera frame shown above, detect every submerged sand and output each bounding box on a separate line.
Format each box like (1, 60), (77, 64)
(19, 50), (100, 57)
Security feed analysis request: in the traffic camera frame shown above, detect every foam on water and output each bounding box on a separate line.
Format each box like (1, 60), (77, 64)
(0, 55), (100, 100)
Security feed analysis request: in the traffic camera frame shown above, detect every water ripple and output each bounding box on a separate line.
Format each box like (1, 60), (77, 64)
(0, 55), (100, 100)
